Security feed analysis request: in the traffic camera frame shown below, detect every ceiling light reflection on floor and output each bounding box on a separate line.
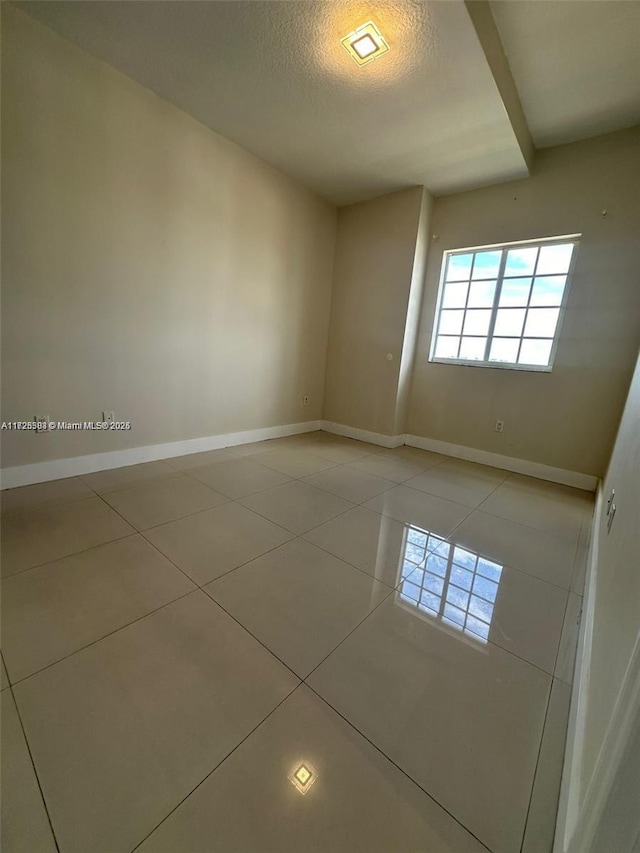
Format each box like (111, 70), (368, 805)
(289, 760), (318, 795)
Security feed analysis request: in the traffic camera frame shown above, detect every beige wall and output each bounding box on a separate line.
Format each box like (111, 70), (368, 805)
(323, 186), (431, 437)
(576, 348), (640, 848)
(408, 127), (640, 476)
(1, 7), (336, 469)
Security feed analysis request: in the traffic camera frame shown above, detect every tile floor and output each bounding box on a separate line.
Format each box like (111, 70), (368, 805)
(0, 430), (593, 853)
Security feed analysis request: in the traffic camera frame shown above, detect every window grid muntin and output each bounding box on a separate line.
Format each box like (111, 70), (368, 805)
(432, 236), (578, 371)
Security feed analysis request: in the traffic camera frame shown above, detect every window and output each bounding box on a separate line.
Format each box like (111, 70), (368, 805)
(429, 235), (579, 371)
(396, 524), (503, 644)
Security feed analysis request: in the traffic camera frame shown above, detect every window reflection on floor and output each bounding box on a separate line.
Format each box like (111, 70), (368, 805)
(396, 525), (503, 643)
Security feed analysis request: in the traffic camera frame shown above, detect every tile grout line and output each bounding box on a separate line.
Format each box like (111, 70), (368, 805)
(3, 437), (584, 851)
(127, 682), (304, 852)
(6, 589), (198, 688)
(3, 451), (584, 681)
(87, 480), (309, 687)
(303, 682), (493, 853)
(518, 677), (555, 853)
(3, 466), (384, 684)
(6, 681), (62, 853)
(1, 530), (142, 582)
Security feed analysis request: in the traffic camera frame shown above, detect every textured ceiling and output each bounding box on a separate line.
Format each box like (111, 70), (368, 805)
(491, 0), (640, 148)
(16, 0), (529, 205)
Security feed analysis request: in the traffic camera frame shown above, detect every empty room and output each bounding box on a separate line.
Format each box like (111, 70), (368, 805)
(1, 2), (639, 852)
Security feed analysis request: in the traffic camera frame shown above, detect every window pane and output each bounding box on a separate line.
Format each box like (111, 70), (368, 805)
(530, 276), (566, 306)
(504, 247), (538, 277)
(469, 595), (493, 622)
(472, 250), (502, 279)
(444, 604), (465, 626)
(451, 566), (473, 590)
(466, 616), (489, 641)
(424, 574), (444, 595)
(420, 592), (441, 614)
(467, 280), (497, 308)
(453, 546), (477, 570)
(489, 338), (519, 363)
(499, 278), (531, 306)
(519, 339), (553, 366)
(446, 253), (473, 281)
(477, 558), (502, 581)
(463, 309), (491, 335)
(425, 554), (448, 577)
(435, 337), (459, 359)
(439, 310), (464, 335)
(494, 308), (526, 337)
(442, 281), (468, 308)
(408, 528), (427, 546)
(537, 243), (574, 275)
(459, 337), (486, 360)
(447, 586), (470, 610)
(473, 575), (498, 602)
(524, 308), (560, 337)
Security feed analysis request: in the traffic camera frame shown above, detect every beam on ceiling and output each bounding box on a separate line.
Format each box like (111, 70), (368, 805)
(465, 0), (535, 173)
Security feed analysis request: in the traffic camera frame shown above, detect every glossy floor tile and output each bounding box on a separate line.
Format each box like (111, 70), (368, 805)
(102, 474), (228, 530)
(480, 474), (591, 542)
(303, 505), (413, 586)
(452, 510), (578, 589)
(364, 484), (471, 538)
(137, 686), (487, 853)
(308, 595), (551, 853)
(13, 592), (297, 853)
(2, 535), (195, 682)
(303, 464), (395, 504)
(522, 679), (572, 853)
(555, 592), (583, 685)
(207, 539), (391, 677)
(1, 690), (57, 853)
(376, 445), (449, 467)
(402, 551), (567, 673)
(1, 497), (135, 577)
(304, 436), (381, 463)
(1, 432), (586, 853)
(241, 480), (354, 534)
(251, 448), (338, 478)
(347, 453), (432, 483)
(188, 456), (291, 498)
(0, 476), (93, 517)
(404, 459), (508, 508)
(166, 447), (237, 470)
(143, 501), (293, 585)
(79, 460), (177, 494)
(571, 514), (592, 595)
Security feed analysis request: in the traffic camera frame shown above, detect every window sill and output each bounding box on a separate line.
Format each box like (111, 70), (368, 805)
(429, 357), (553, 373)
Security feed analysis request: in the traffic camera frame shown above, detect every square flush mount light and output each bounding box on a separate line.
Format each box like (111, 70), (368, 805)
(288, 761), (318, 795)
(341, 21), (390, 66)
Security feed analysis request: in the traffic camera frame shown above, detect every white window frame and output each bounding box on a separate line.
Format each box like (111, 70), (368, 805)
(429, 234), (581, 372)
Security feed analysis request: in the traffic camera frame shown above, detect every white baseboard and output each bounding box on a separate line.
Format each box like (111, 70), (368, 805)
(554, 483), (602, 852)
(405, 434), (598, 492)
(555, 476), (640, 852)
(567, 633), (640, 853)
(321, 421), (405, 449)
(0, 420), (321, 489)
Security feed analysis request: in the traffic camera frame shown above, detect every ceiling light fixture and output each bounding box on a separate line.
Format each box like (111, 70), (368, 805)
(288, 761), (318, 795)
(341, 21), (390, 66)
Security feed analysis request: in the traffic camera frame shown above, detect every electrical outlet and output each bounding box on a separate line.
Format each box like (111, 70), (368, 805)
(303, 396), (309, 406)
(102, 410), (115, 423)
(35, 415), (50, 434)
(495, 420), (504, 433)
